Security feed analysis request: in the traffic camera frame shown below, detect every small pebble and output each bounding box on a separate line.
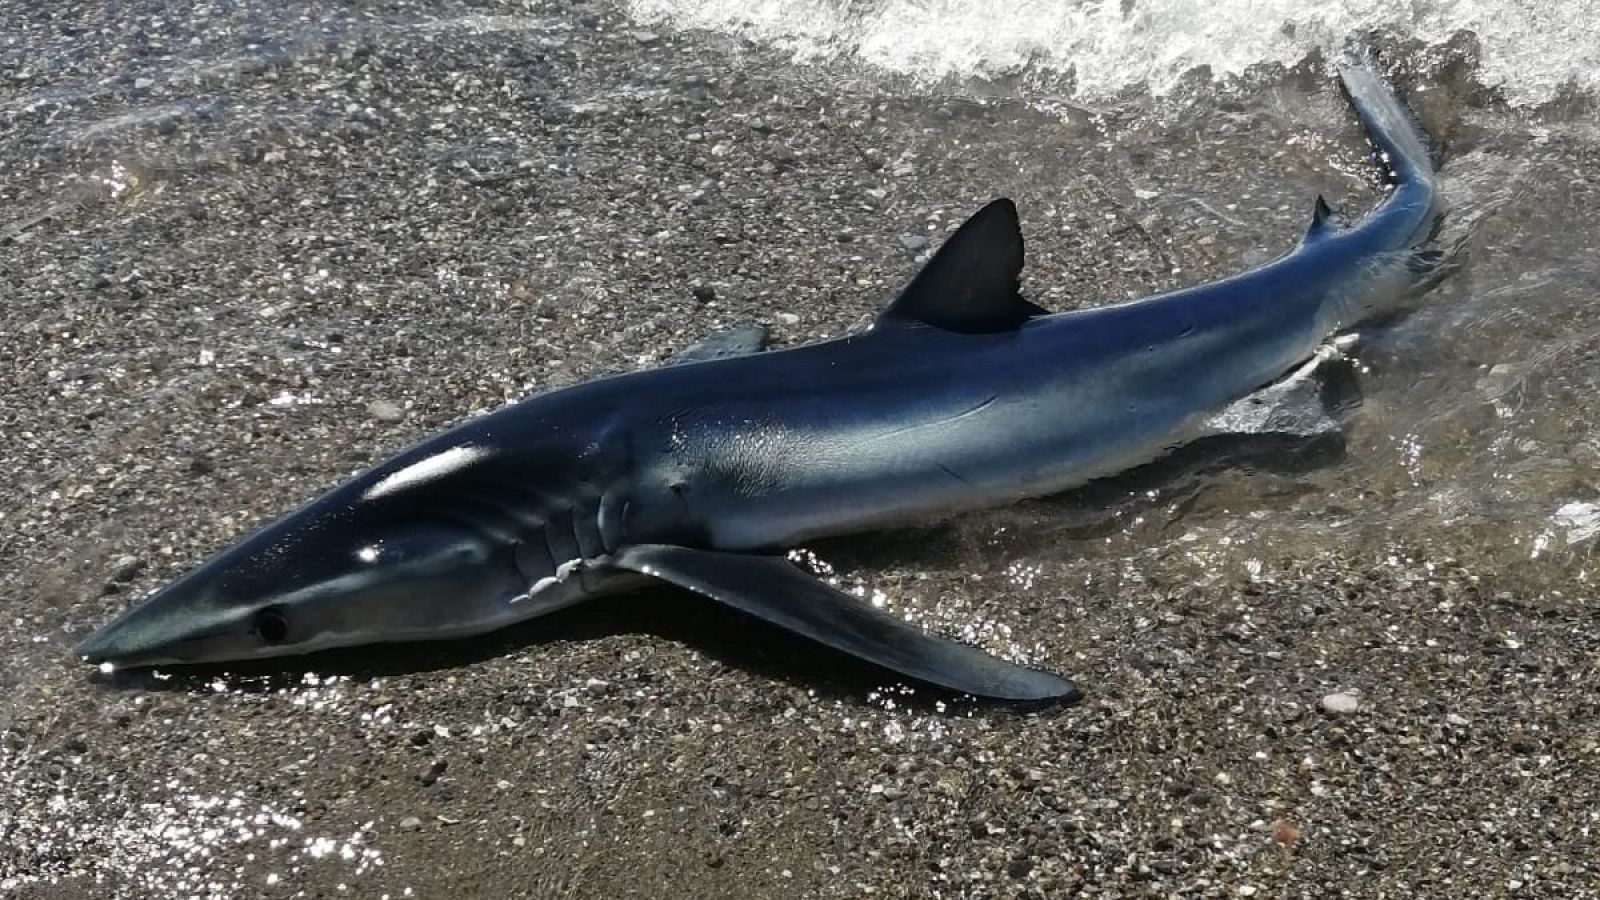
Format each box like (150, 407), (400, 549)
(418, 759), (448, 786)
(110, 555), (144, 583)
(1321, 692), (1360, 714)
(1270, 819), (1300, 845)
(368, 400), (405, 423)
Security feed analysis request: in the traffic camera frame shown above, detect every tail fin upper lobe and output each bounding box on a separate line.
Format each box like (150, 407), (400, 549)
(1336, 57), (1445, 251)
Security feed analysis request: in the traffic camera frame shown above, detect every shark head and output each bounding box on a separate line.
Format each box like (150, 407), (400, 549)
(78, 450), (535, 669)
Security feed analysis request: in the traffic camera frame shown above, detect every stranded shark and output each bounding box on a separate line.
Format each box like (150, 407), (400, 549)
(78, 61), (1444, 703)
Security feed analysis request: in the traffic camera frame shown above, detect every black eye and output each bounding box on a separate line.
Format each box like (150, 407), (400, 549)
(253, 606), (290, 644)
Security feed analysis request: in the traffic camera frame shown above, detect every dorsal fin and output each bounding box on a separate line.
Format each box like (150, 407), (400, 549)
(877, 198), (1042, 334)
(1305, 194), (1340, 242)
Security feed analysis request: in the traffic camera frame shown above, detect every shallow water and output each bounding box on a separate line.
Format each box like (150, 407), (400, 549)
(4, 0), (1599, 897)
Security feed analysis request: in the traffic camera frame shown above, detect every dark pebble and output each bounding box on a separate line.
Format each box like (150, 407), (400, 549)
(419, 758), (448, 786)
(109, 555), (144, 583)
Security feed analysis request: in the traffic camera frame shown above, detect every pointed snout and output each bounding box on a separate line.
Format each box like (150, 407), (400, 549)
(77, 598), (189, 668)
(76, 578), (240, 668)
(76, 618), (127, 665)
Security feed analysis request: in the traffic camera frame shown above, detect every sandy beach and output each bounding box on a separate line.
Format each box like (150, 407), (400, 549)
(3, 2), (1599, 897)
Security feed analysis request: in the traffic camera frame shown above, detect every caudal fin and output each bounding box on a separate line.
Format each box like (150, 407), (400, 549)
(1338, 59), (1435, 187)
(1336, 57), (1445, 250)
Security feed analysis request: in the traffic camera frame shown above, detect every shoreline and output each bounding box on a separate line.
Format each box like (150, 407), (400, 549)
(4, 3), (1599, 897)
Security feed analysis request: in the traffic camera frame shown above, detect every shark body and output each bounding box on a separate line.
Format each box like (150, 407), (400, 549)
(79, 62), (1444, 703)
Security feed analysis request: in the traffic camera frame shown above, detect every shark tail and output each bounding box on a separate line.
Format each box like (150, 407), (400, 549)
(1335, 56), (1446, 253)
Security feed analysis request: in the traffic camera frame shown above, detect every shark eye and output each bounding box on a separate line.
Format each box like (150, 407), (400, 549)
(253, 606), (290, 644)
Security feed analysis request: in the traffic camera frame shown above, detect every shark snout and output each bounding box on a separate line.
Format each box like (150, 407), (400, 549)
(77, 608), (171, 667)
(76, 577), (239, 668)
(78, 605), (180, 667)
(76, 619), (127, 664)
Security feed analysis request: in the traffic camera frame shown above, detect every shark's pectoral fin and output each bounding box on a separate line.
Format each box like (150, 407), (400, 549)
(877, 198), (1049, 334)
(609, 544), (1078, 703)
(668, 324), (770, 366)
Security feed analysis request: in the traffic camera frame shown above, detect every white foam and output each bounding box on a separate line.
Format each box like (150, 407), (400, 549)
(627, 0), (1599, 106)
(1552, 501), (1600, 546)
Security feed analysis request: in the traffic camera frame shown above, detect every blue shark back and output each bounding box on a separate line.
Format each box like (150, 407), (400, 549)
(584, 58), (1444, 550)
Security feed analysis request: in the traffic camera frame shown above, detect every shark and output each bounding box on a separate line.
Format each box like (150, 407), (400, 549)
(77, 60), (1444, 703)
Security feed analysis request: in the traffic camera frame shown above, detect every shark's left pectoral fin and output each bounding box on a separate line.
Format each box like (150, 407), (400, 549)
(610, 544), (1078, 703)
(668, 324), (770, 366)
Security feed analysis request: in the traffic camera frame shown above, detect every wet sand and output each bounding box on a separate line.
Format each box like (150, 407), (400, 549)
(3, 2), (1599, 897)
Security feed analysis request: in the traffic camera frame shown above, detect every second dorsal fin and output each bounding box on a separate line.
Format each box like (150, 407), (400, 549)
(1305, 195), (1341, 242)
(877, 198), (1044, 334)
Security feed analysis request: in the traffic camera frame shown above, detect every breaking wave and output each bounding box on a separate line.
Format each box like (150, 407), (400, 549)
(627, 0), (1597, 105)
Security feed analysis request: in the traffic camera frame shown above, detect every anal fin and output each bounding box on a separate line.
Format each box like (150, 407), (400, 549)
(610, 544), (1078, 703)
(1201, 337), (1355, 438)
